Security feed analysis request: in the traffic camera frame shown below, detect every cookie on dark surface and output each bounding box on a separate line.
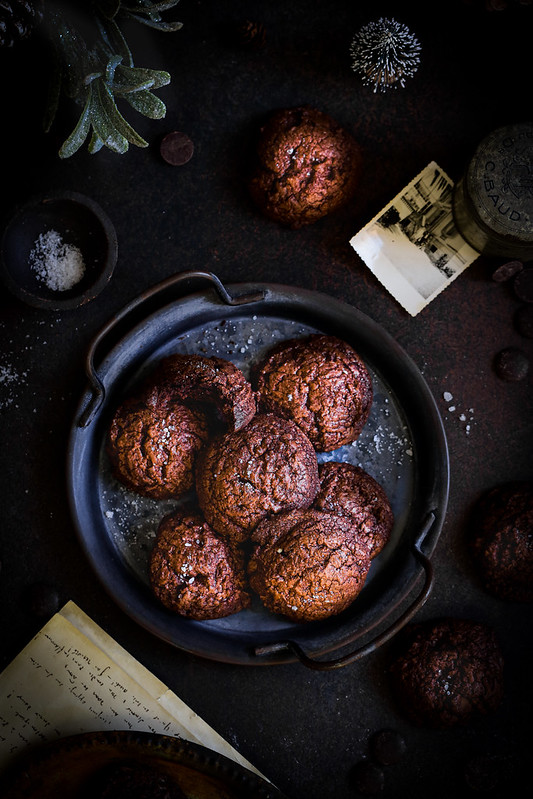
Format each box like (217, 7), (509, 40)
(389, 617), (504, 729)
(146, 352), (256, 431)
(314, 461), (393, 558)
(248, 106), (362, 228)
(149, 507), (251, 620)
(195, 413), (319, 544)
(469, 481), (533, 602)
(253, 334), (373, 452)
(248, 508), (372, 622)
(106, 382), (210, 500)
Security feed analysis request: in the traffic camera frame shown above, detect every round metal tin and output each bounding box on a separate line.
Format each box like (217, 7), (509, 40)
(66, 272), (449, 667)
(452, 122), (533, 259)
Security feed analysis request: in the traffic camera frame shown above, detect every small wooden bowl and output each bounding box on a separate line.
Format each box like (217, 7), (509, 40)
(1, 191), (118, 310)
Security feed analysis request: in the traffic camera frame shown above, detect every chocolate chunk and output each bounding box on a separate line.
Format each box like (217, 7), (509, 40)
(160, 131), (194, 166)
(513, 267), (533, 303)
(235, 20), (266, 49)
(494, 347), (530, 381)
(491, 260), (523, 282)
(515, 304), (533, 338)
(369, 729), (407, 765)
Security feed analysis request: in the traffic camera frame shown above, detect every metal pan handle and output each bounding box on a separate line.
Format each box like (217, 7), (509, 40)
(253, 511), (436, 671)
(77, 270), (265, 428)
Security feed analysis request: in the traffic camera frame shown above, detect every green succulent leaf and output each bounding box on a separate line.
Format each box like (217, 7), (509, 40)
(94, 0), (122, 20)
(95, 16), (134, 68)
(125, 89), (167, 119)
(110, 65), (157, 94)
(105, 54), (123, 85)
(50, 12), (98, 99)
(89, 81), (130, 153)
(88, 132), (105, 154)
(110, 76), (155, 94)
(121, 1), (182, 12)
(115, 64), (171, 90)
(42, 0), (181, 158)
(120, 12), (183, 32)
(96, 80), (149, 148)
(58, 86), (93, 159)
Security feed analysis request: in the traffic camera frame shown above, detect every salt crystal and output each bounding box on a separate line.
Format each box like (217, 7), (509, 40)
(0, 365), (18, 385)
(443, 391), (453, 402)
(29, 229), (86, 291)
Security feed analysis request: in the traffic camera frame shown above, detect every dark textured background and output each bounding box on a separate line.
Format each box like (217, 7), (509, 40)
(0, 1), (532, 797)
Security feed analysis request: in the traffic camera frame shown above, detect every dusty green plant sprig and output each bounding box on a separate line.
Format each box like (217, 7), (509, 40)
(43, 0), (183, 158)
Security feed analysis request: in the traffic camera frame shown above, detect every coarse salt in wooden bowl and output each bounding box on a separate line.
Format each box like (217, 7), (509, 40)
(0, 191), (118, 311)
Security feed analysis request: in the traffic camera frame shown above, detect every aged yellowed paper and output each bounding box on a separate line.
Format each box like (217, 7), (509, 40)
(0, 601), (262, 777)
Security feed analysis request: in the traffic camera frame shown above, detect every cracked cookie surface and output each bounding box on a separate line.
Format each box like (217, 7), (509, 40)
(248, 106), (362, 228)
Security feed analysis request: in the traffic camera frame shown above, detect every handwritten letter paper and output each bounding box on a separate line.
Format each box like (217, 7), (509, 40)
(0, 602), (259, 776)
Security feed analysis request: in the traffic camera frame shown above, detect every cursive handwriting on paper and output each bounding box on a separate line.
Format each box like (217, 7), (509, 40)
(0, 614), (184, 768)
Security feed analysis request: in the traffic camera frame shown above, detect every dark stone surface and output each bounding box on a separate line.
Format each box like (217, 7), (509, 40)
(0, 2), (532, 798)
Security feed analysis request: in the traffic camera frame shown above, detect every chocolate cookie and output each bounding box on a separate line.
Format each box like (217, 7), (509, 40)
(195, 413), (319, 544)
(106, 382), (209, 499)
(313, 461), (393, 558)
(253, 334), (373, 451)
(248, 106), (362, 228)
(149, 507), (251, 620)
(147, 352), (256, 431)
(248, 508), (372, 621)
(469, 481), (533, 602)
(389, 617), (504, 728)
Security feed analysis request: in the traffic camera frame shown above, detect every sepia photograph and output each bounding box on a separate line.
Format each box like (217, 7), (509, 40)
(351, 162), (479, 315)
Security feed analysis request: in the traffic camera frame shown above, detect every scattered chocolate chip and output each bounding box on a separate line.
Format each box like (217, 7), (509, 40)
(369, 729), (407, 765)
(515, 304), (533, 338)
(24, 581), (60, 619)
(235, 20), (266, 49)
(351, 761), (385, 795)
(494, 347), (530, 381)
(491, 259), (523, 282)
(513, 267), (533, 303)
(160, 131), (194, 166)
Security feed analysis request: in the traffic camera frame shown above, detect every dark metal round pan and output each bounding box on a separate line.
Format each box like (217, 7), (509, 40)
(0, 730), (286, 798)
(67, 271), (449, 668)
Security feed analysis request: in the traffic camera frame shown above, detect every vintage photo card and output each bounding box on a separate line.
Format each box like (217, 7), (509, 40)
(350, 162), (479, 316)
